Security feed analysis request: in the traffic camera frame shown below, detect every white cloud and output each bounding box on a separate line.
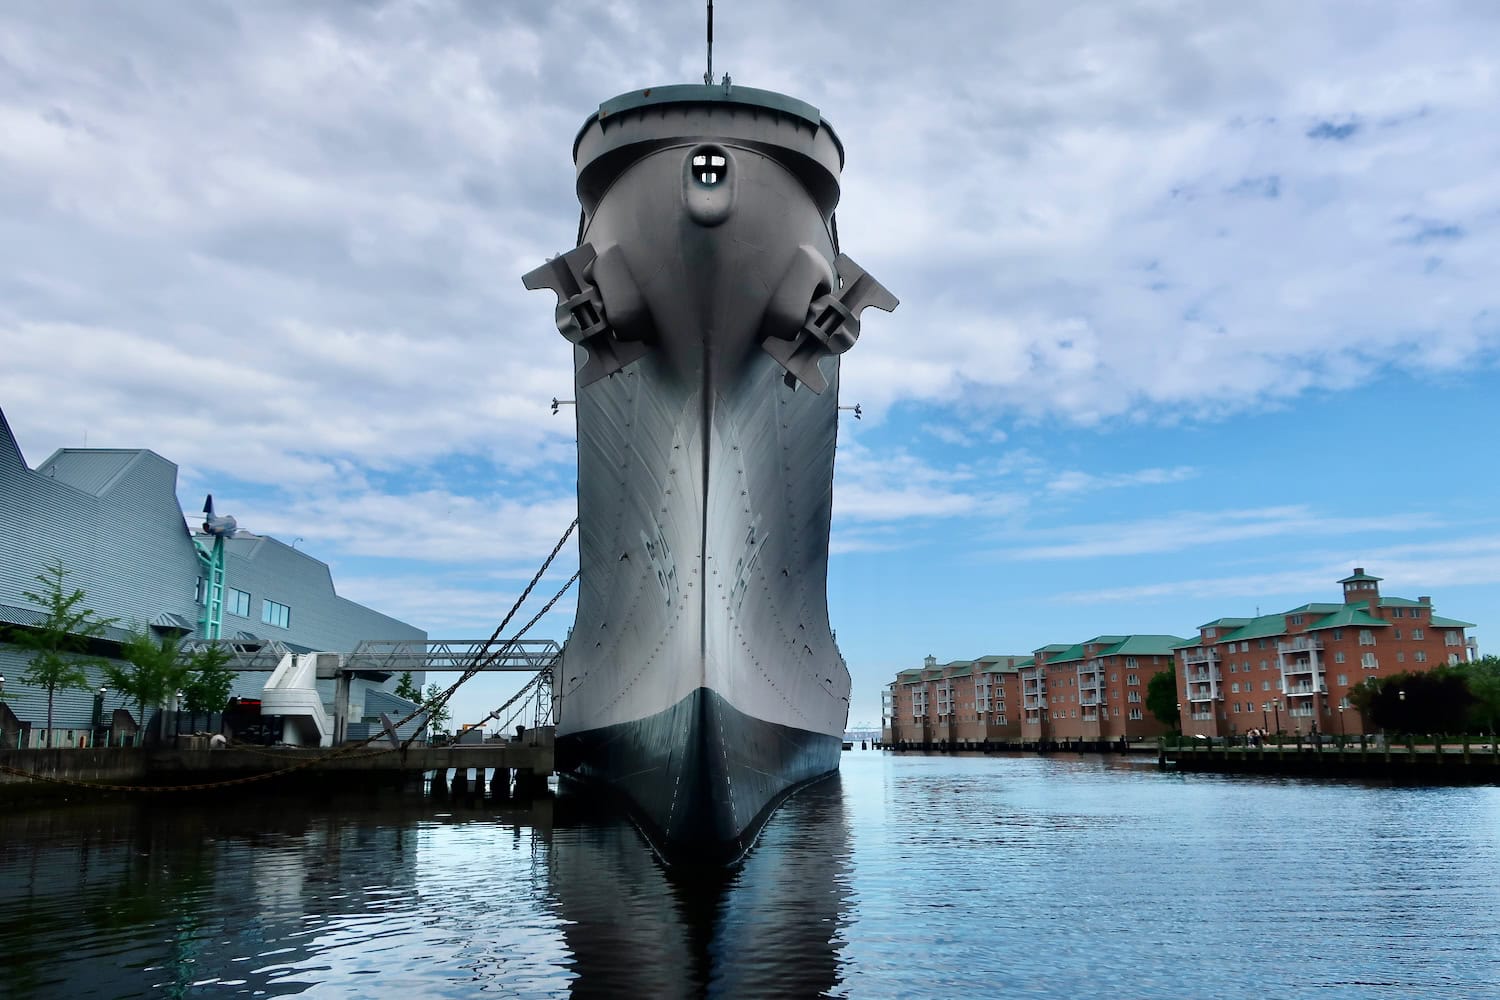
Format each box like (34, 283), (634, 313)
(1003, 505), (1441, 560)
(1044, 465), (1199, 495)
(1053, 536), (1500, 609)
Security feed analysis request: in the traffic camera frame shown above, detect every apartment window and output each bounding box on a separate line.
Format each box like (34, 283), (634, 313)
(1411, 608), (1424, 618)
(1332, 629), (1343, 641)
(1414, 651), (1427, 663)
(1258, 638), (1268, 649)
(1337, 673), (1348, 687)
(1450, 653), (1462, 665)
(995, 701), (1005, 714)
(1071, 709), (1077, 718)
(1361, 652), (1377, 668)
(1231, 682), (1240, 693)
(1241, 641), (1250, 652)
(1446, 631), (1462, 647)
(1263, 680), (1272, 691)
(995, 715), (1007, 726)
(1393, 629), (1402, 640)
(1260, 660), (1269, 670)
(1128, 691), (1142, 704)
(1358, 630), (1375, 646)
(1127, 674), (1140, 686)
(1233, 702), (1241, 713)
(262, 599), (291, 629)
(1391, 608), (1405, 618)
(1205, 629), (1216, 638)
(1412, 628), (1424, 640)
(229, 588), (251, 617)
(1334, 651), (1345, 664)
(1110, 672), (1118, 682)
(1125, 656), (1138, 668)
(1397, 653), (1405, 663)
(1289, 614), (1304, 625)
(1129, 708), (1144, 721)
(1229, 663), (1238, 674)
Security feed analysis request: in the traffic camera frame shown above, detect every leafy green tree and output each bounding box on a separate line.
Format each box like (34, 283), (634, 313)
(1145, 665), (1180, 730)
(13, 560), (118, 745)
(1461, 656), (1500, 736)
(1355, 668), (1474, 736)
(182, 643), (237, 714)
(393, 671), (421, 703)
(1347, 676), (1379, 731)
(106, 627), (193, 726)
(423, 682), (452, 735)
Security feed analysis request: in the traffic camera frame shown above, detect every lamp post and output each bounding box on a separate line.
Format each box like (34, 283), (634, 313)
(1399, 688), (1407, 743)
(1262, 703), (1270, 732)
(1273, 701), (1282, 739)
(1338, 704), (1345, 744)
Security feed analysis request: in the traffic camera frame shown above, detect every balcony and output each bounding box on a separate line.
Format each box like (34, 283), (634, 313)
(1285, 684), (1327, 698)
(1278, 638), (1324, 653)
(1182, 649), (1221, 665)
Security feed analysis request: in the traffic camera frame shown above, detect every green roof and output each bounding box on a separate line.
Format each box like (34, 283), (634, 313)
(976, 654), (1029, 674)
(1034, 643), (1072, 655)
(1108, 634), (1192, 656)
(1378, 597), (1426, 608)
(945, 660), (975, 677)
(1283, 603), (1344, 616)
(1338, 569), (1383, 583)
(1045, 643), (1088, 665)
(1218, 614), (1290, 643)
(1307, 606), (1388, 631)
(1430, 615), (1477, 628)
(1198, 617), (1252, 630)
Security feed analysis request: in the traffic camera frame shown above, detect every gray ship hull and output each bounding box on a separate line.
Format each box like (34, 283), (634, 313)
(526, 84), (894, 864)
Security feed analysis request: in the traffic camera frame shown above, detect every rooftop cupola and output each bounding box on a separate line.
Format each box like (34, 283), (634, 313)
(923, 654), (937, 669)
(1338, 567), (1382, 608)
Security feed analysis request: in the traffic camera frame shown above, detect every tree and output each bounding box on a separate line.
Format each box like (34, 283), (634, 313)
(1145, 665), (1180, 730)
(1353, 668), (1475, 736)
(182, 643), (237, 714)
(393, 671), (421, 703)
(13, 560), (118, 745)
(105, 627), (193, 726)
(423, 682), (452, 735)
(1461, 656), (1500, 737)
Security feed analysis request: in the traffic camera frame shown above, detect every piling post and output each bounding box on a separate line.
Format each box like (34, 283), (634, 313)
(490, 766), (511, 800)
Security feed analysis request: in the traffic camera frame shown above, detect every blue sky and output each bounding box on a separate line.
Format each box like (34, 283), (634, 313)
(1, 2), (1495, 728)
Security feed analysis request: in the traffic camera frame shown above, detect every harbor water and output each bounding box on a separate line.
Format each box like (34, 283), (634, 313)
(3, 751), (1498, 998)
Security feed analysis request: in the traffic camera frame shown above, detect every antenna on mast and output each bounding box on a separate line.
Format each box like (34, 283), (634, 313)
(704, 0), (714, 85)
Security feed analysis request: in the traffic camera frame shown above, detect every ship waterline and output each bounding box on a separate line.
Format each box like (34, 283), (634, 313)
(526, 83), (895, 863)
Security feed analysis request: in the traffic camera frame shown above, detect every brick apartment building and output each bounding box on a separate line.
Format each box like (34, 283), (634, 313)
(1177, 568), (1477, 740)
(885, 654), (1028, 748)
(1017, 635), (1185, 745)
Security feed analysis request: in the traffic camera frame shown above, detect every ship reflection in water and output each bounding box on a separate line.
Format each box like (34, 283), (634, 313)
(551, 774), (853, 998)
(0, 774), (853, 999)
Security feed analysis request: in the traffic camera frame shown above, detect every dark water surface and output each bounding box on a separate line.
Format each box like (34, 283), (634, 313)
(3, 752), (1499, 998)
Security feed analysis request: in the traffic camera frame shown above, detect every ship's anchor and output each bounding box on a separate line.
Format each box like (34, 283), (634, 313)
(760, 249), (898, 393)
(523, 243), (656, 387)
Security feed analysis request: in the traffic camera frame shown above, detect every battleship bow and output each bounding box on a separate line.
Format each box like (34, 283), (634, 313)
(525, 83), (896, 865)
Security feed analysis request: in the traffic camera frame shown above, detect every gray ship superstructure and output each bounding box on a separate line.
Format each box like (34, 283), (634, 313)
(525, 83), (895, 864)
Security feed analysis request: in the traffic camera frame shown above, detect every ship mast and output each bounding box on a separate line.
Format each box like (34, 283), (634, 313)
(704, 1), (714, 85)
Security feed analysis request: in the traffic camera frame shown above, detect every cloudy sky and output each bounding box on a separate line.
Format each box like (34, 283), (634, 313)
(2, 1), (1496, 728)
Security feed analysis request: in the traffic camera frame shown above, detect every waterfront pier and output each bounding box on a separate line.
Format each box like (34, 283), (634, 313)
(0, 730), (555, 801)
(1160, 737), (1500, 783)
